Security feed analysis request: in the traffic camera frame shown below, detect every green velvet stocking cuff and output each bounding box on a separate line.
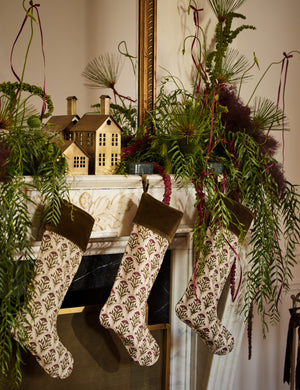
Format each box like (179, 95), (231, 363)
(133, 193), (183, 243)
(224, 198), (253, 237)
(46, 200), (95, 252)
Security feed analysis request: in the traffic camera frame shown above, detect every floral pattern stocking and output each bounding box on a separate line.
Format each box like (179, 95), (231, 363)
(12, 200), (94, 379)
(13, 231), (83, 378)
(175, 228), (238, 355)
(99, 223), (169, 366)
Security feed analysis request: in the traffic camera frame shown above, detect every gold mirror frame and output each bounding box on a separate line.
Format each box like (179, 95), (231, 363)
(138, 0), (157, 126)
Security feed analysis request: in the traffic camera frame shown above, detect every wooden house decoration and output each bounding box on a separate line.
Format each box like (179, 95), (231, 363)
(44, 96), (80, 136)
(68, 95), (122, 175)
(44, 96), (90, 175)
(61, 140), (89, 175)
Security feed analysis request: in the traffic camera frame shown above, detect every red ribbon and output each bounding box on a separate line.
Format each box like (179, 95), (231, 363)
(271, 51), (294, 303)
(112, 87), (137, 104)
(267, 52), (293, 163)
(189, 5), (207, 92)
(278, 52), (292, 163)
(10, 2), (46, 119)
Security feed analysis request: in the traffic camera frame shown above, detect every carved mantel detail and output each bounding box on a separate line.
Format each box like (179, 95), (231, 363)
(66, 175), (196, 239)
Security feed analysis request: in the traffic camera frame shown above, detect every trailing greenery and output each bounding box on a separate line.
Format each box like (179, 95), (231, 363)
(96, 0), (300, 347)
(0, 176), (35, 388)
(0, 1), (69, 387)
(0, 122), (68, 390)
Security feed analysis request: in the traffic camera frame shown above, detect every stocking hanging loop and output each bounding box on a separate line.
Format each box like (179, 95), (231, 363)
(141, 174), (149, 193)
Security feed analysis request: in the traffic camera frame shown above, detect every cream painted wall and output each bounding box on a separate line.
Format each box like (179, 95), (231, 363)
(0, 0), (138, 116)
(233, 1), (300, 389)
(157, 1), (300, 389)
(1, 1), (299, 389)
(157, 0), (216, 93)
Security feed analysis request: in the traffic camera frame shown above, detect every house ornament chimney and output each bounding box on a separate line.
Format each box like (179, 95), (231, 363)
(100, 95), (111, 115)
(66, 96), (78, 115)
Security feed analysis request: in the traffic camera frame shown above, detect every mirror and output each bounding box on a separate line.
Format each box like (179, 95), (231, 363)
(138, 0), (157, 126)
(0, 0), (156, 125)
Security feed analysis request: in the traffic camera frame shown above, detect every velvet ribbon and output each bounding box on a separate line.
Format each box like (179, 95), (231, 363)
(10, 2), (46, 119)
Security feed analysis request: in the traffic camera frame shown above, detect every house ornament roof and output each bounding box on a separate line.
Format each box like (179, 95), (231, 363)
(44, 115), (80, 132)
(70, 113), (122, 132)
(60, 139), (90, 157)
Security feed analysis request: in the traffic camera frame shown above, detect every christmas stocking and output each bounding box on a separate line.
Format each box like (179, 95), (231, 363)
(99, 193), (182, 366)
(12, 200), (94, 379)
(175, 199), (253, 355)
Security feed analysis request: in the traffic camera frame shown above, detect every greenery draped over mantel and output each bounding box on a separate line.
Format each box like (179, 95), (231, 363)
(0, 1), (69, 387)
(83, 0), (300, 357)
(0, 0), (300, 387)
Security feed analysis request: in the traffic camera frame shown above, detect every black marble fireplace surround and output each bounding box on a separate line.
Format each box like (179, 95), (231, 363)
(62, 251), (171, 325)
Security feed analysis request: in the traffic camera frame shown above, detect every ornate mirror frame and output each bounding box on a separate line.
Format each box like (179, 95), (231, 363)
(138, 0), (157, 126)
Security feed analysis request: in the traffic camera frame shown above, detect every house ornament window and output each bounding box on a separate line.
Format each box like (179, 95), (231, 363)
(87, 132), (94, 146)
(112, 134), (119, 147)
(73, 156), (86, 168)
(75, 132), (83, 145)
(111, 153), (118, 166)
(66, 132), (73, 141)
(99, 153), (105, 166)
(99, 133), (106, 146)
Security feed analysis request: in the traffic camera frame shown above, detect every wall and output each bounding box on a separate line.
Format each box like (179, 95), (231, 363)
(1, 0), (300, 388)
(157, 0), (300, 389)
(0, 0), (138, 116)
(232, 1), (300, 389)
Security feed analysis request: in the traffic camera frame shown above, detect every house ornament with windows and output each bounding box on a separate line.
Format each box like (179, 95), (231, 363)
(61, 140), (89, 175)
(46, 95), (122, 175)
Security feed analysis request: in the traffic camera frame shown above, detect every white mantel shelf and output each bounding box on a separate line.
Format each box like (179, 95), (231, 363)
(25, 174), (197, 244)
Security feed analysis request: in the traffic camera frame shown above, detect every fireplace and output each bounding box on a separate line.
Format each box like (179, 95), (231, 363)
(20, 174), (247, 389)
(15, 307), (170, 389)
(15, 250), (174, 390)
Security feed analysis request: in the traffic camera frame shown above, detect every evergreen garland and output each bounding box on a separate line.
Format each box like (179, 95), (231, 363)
(0, 126), (68, 387)
(0, 1), (68, 386)
(117, 0), (300, 353)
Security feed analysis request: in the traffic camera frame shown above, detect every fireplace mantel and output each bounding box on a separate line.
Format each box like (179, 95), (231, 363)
(25, 174), (247, 390)
(25, 174), (196, 245)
